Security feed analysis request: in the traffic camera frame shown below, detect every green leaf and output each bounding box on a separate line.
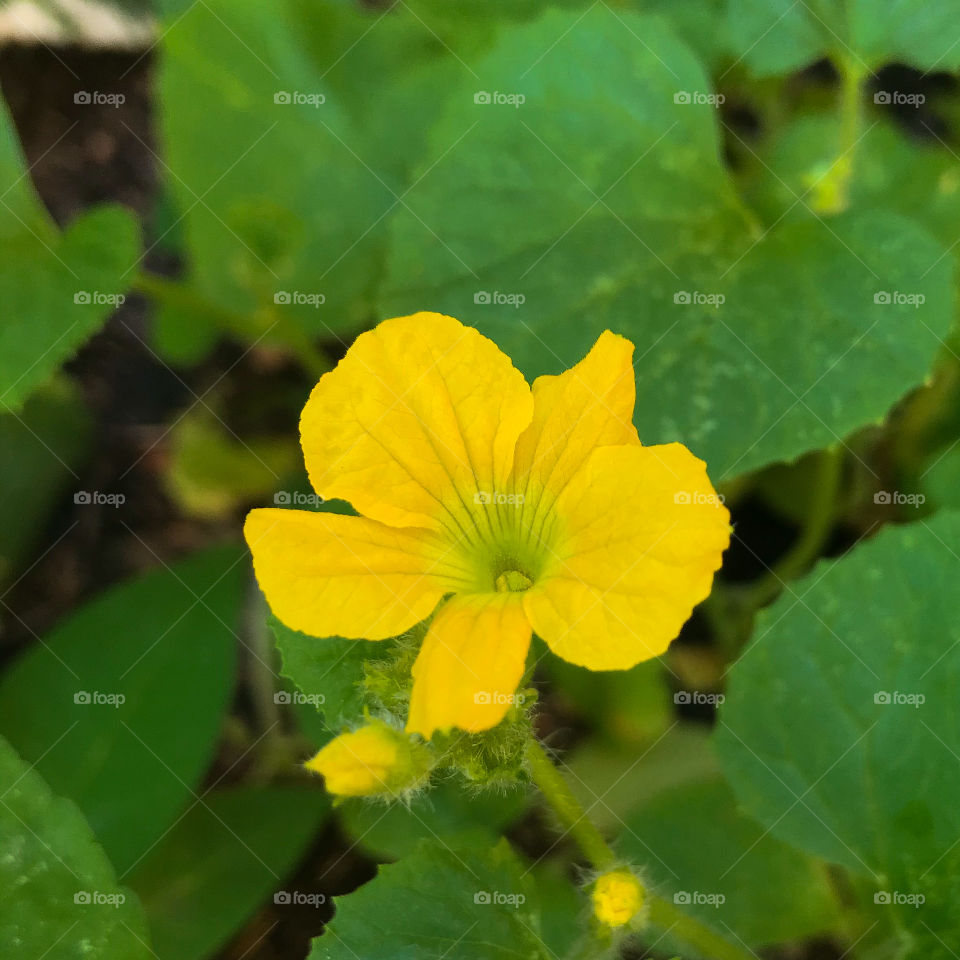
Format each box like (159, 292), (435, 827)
(0, 102), (138, 411)
(715, 512), (960, 951)
(632, 0), (730, 69)
(271, 616), (378, 731)
(129, 785), (328, 960)
(158, 0), (417, 341)
(164, 411), (298, 520)
(0, 377), (91, 584)
(619, 778), (838, 947)
(0, 546), (244, 874)
(383, 8), (953, 480)
(310, 839), (550, 960)
(0, 733), (151, 960)
(339, 779), (526, 860)
(727, 0), (960, 75)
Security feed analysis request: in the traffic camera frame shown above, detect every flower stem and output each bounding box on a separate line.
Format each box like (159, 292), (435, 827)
(525, 739), (756, 960)
(829, 53), (867, 212)
(525, 738), (616, 869)
(747, 443), (844, 610)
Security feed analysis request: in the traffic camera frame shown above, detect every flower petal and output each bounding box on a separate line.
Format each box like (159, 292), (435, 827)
(406, 593), (532, 737)
(244, 508), (457, 640)
(300, 312), (534, 535)
(524, 443), (729, 670)
(512, 330), (639, 506)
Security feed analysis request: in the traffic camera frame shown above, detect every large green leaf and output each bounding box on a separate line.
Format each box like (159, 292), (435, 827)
(619, 779), (838, 948)
(727, 0), (960, 75)
(271, 616), (378, 731)
(0, 734), (151, 960)
(383, 7), (953, 481)
(715, 512), (960, 952)
(158, 0), (459, 344)
(129, 786), (328, 960)
(0, 546), (244, 874)
(310, 839), (549, 960)
(0, 102), (138, 411)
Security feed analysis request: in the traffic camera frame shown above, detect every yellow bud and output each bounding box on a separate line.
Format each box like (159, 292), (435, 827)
(592, 870), (645, 928)
(305, 721), (432, 798)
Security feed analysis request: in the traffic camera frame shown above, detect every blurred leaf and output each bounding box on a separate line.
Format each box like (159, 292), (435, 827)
(339, 778), (526, 860)
(0, 546), (244, 874)
(0, 102), (138, 412)
(744, 114), (960, 252)
(165, 412), (298, 520)
(531, 862), (585, 959)
(545, 655), (672, 746)
(129, 785), (328, 960)
(384, 8), (953, 481)
(310, 839), (549, 960)
(565, 725), (720, 834)
(158, 0), (406, 342)
(716, 512), (960, 951)
(727, 0), (960, 75)
(619, 779), (838, 948)
(922, 445), (960, 510)
(0, 377), (91, 583)
(632, 0), (730, 69)
(0, 733), (152, 960)
(271, 616), (377, 732)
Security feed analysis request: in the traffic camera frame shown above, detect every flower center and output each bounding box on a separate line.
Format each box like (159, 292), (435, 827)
(495, 568), (533, 593)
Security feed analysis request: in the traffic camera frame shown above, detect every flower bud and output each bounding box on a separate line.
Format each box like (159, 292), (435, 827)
(305, 721), (432, 798)
(592, 870), (645, 928)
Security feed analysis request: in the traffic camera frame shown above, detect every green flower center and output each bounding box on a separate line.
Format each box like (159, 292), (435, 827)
(495, 569), (534, 593)
(449, 484), (560, 595)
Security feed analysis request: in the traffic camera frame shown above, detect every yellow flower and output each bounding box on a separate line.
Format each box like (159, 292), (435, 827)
(304, 721), (432, 798)
(245, 312), (729, 738)
(592, 870), (645, 927)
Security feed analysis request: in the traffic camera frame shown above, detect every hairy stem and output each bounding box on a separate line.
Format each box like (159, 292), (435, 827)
(525, 738), (757, 960)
